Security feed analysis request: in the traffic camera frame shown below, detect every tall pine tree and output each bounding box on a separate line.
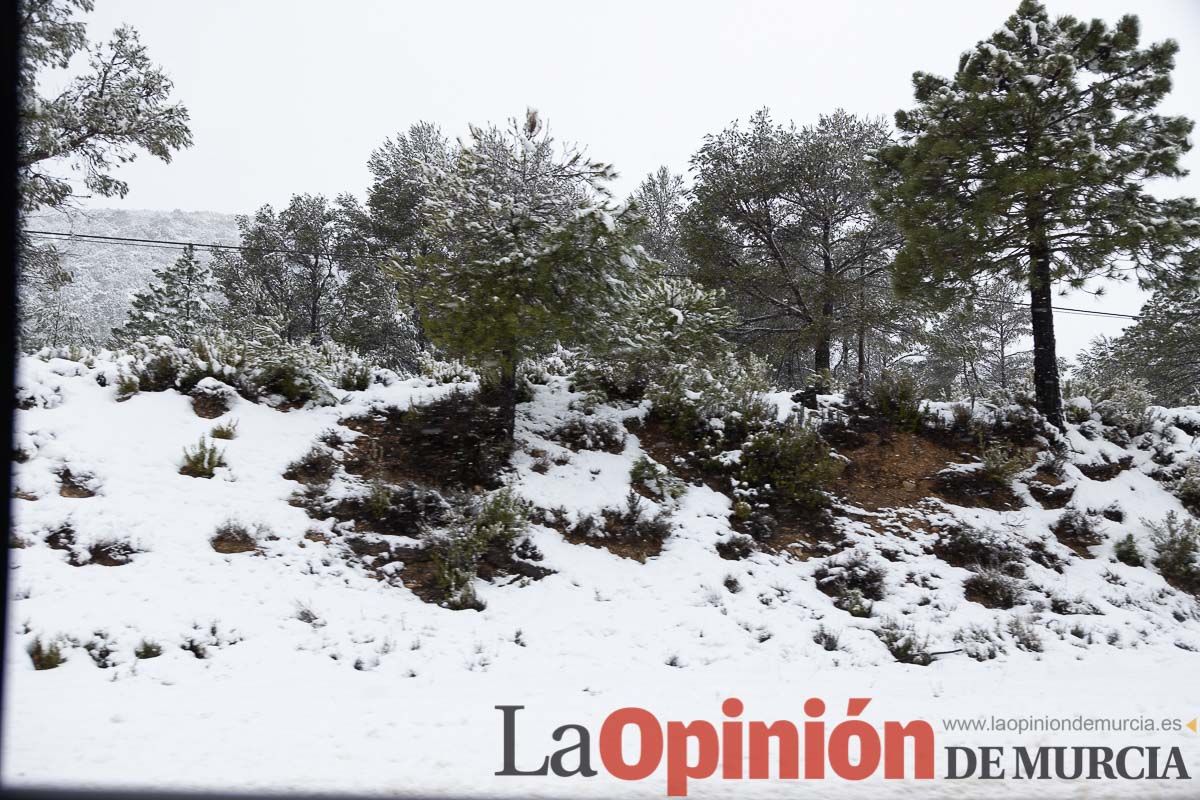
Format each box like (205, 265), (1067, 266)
(400, 110), (643, 439)
(873, 0), (1198, 427)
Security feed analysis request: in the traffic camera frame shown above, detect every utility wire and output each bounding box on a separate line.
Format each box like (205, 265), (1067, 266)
(24, 228), (1144, 320)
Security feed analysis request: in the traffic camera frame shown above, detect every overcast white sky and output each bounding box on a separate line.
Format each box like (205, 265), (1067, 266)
(64, 0), (1200, 355)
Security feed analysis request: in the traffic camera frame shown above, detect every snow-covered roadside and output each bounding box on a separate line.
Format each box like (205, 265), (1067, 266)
(5, 354), (1200, 797)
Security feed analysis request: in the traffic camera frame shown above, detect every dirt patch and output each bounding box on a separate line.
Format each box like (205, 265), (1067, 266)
(322, 483), (452, 539)
(1076, 456), (1133, 482)
(626, 417), (721, 493)
(833, 431), (968, 512)
(44, 525), (137, 565)
(58, 469), (96, 498)
(1028, 470), (1074, 509)
(342, 388), (510, 492)
(192, 394), (230, 419)
(210, 523), (259, 554)
(932, 467), (1022, 511)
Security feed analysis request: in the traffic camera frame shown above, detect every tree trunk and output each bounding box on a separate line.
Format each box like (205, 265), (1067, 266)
(1028, 220), (1064, 428)
(495, 351), (518, 442)
(813, 223), (834, 389)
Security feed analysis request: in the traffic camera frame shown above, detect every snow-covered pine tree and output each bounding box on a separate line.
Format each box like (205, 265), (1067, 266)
(874, 0), (1199, 427)
(399, 109), (644, 438)
(115, 245), (215, 343)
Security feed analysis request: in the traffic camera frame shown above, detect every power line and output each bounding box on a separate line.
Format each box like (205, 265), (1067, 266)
(24, 228), (1144, 321)
(24, 228), (397, 263)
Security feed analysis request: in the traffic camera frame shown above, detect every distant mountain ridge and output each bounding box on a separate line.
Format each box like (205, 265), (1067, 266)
(25, 208), (241, 344)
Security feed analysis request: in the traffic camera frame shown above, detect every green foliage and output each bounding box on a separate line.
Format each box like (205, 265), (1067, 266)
(210, 419), (238, 440)
(647, 351), (774, 453)
(399, 110), (643, 421)
(979, 442), (1024, 486)
(739, 420), (842, 512)
(963, 570), (1024, 609)
(874, 0), (1199, 426)
(630, 456), (686, 502)
(870, 372), (923, 431)
(1149, 512), (1200, 594)
(1113, 534), (1145, 567)
(553, 416), (627, 454)
(594, 274), (736, 397)
(114, 245), (215, 343)
(1173, 463), (1200, 514)
(875, 619), (932, 666)
(17, 0), (192, 213)
(115, 371), (140, 400)
(180, 437), (226, 478)
(27, 637), (65, 670)
(429, 489), (531, 610)
(134, 639), (163, 659)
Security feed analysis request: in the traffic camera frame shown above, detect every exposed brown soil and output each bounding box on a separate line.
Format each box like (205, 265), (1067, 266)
(342, 389), (510, 492)
(1028, 470), (1074, 509)
(209, 528), (259, 554)
(833, 431), (967, 511)
(1076, 456), (1134, 482)
(58, 469), (96, 498)
(559, 526), (665, 563)
(191, 394), (230, 419)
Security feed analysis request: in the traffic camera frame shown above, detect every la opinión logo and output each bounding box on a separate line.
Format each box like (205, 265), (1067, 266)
(495, 699), (1192, 796)
(496, 697), (935, 796)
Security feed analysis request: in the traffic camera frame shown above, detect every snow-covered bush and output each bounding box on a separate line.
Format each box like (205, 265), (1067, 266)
(647, 352), (774, 453)
(428, 489), (531, 610)
(551, 416), (627, 454)
(417, 351), (479, 386)
(875, 619), (932, 665)
(1072, 376), (1154, 432)
(1113, 534), (1145, 567)
(869, 372), (924, 432)
(963, 570), (1024, 609)
(815, 549), (887, 615)
(1174, 462), (1200, 514)
(1149, 513), (1200, 595)
(739, 420), (842, 513)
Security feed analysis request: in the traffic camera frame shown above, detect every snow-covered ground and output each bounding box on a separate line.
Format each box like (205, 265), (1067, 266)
(5, 354), (1200, 797)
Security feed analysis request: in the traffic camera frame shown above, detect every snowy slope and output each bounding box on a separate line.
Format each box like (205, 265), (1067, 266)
(5, 353), (1200, 798)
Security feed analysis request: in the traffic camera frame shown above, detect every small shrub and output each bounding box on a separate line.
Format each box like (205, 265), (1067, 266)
(115, 372), (140, 400)
(28, 637), (65, 670)
(1006, 616), (1044, 652)
(210, 521), (260, 554)
(428, 489), (532, 610)
(630, 456), (686, 502)
(1175, 463), (1200, 514)
(1052, 509), (1105, 556)
(716, 534), (755, 560)
(134, 639), (163, 659)
(979, 442), (1024, 486)
(871, 373), (923, 432)
(190, 377), (237, 418)
(180, 437), (226, 478)
(283, 445), (337, 484)
(1149, 512), (1200, 594)
(739, 422), (842, 512)
(950, 402), (974, 431)
(813, 625), (840, 652)
(963, 570), (1024, 609)
(815, 550), (887, 609)
(837, 589), (874, 618)
(954, 625), (1001, 661)
(1113, 534), (1145, 567)
(210, 419), (239, 440)
(552, 416), (627, 454)
(934, 525), (1026, 576)
(338, 363), (371, 392)
(84, 632), (118, 668)
(875, 619), (932, 665)
(1101, 502), (1125, 523)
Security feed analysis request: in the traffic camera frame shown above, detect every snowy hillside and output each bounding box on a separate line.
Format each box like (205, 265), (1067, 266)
(5, 347), (1200, 797)
(24, 209), (240, 343)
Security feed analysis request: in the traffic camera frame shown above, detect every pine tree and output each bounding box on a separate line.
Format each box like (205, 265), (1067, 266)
(17, 0), (191, 212)
(630, 167), (690, 276)
(874, 0), (1199, 427)
(685, 109), (899, 388)
(116, 245), (215, 342)
(399, 110), (644, 438)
